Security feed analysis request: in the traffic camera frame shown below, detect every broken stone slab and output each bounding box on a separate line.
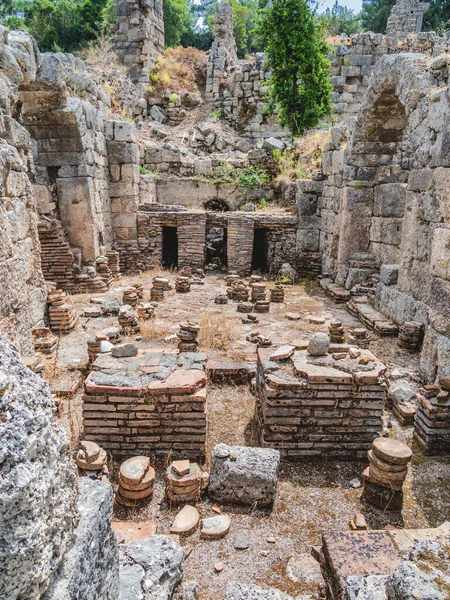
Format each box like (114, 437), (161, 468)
(147, 369), (206, 395)
(119, 456), (155, 489)
(200, 514), (231, 539)
(270, 345), (295, 361)
(119, 535), (183, 600)
(225, 582), (295, 600)
(343, 574), (389, 600)
(286, 553), (324, 585)
(112, 522), (157, 544)
(209, 444), (280, 507)
(386, 538), (450, 600)
(172, 460), (190, 476)
(388, 381), (417, 405)
(102, 297), (122, 315)
(170, 505), (200, 536)
(112, 343), (138, 358)
(83, 305), (102, 317)
(234, 533), (249, 550)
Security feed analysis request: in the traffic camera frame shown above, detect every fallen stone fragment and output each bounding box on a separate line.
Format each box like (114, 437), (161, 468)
(285, 312), (302, 321)
(172, 460), (190, 476)
(225, 582), (295, 599)
(270, 345), (295, 361)
(309, 316), (326, 325)
(214, 562), (224, 573)
(286, 553), (324, 585)
(112, 521), (157, 544)
(307, 332), (330, 356)
(234, 533), (249, 550)
(201, 514), (231, 539)
(112, 343), (138, 358)
(170, 505), (200, 536)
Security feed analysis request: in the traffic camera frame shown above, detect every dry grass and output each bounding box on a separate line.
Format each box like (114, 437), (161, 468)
(147, 46), (207, 99)
(198, 310), (237, 351)
(139, 318), (172, 342)
(273, 130), (332, 185)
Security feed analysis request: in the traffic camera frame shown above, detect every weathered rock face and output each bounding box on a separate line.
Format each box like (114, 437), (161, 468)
(209, 444), (280, 506)
(386, 537), (450, 599)
(119, 535), (184, 599)
(0, 29), (47, 355)
(0, 336), (78, 599)
(43, 478), (119, 600)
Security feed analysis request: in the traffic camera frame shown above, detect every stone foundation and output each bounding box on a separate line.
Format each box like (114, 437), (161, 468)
(82, 349), (207, 459)
(255, 346), (386, 460)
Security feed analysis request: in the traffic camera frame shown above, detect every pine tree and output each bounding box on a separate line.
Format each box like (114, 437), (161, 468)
(258, 0), (332, 136)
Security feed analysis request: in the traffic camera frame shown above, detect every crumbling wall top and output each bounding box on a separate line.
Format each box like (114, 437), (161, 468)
(386, 0), (430, 36)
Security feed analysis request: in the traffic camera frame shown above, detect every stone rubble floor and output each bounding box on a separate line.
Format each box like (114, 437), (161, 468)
(44, 271), (450, 599)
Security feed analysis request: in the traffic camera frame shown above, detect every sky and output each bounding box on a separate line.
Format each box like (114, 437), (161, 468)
(316, 0), (363, 13)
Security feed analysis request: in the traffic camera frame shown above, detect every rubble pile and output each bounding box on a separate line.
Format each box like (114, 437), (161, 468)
(118, 305), (140, 333)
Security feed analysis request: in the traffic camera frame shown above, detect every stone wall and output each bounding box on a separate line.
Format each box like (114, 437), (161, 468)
(206, 3), (237, 102)
(330, 32), (448, 123)
(319, 53), (450, 382)
(114, 0), (164, 91)
(386, 0), (430, 35)
(0, 28), (47, 355)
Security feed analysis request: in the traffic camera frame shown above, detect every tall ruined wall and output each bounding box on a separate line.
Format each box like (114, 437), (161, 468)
(0, 27), (47, 355)
(320, 52), (450, 382)
(386, 0), (430, 35)
(114, 0), (164, 91)
(330, 32), (448, 123)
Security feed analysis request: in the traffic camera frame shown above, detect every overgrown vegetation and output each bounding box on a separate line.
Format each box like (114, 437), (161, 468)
(258, 0), (333, 136)
(272, 130), (331, 183)
(147, 46), (207, 99)
(204, 163), (271, 187)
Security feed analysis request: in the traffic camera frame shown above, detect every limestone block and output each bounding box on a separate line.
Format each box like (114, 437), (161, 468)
(43, 479), (119, 600)
(407, 168), (434, 192)
(113, 121), (137, 143)
(0, 337), (78, 600)
(432, 167), (450, 221)
(225, 583), (295, 600)
(380, 264), (399, 285)
(430, 227), (450, 281)
(370, 217), (402, 246)
(209, 444), (280, 506)
(374, 183), (406, 217)
(119, 535), (184, 600)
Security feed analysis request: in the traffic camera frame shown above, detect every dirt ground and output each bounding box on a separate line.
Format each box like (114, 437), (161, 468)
(45, 271), (450, 600)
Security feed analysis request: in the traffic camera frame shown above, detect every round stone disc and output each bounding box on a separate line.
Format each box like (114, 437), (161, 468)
(369, 462), (407, 484)
(372, 437), (412, 465)
(170, 505), (200, 536)
(120, 456), (151, 486)
(368, 450), (407, 473)
(167, 488), (200, 503)
(118, 484), (154, 500)
(76, 448), (107, 470)
(119, 466), (155, 491)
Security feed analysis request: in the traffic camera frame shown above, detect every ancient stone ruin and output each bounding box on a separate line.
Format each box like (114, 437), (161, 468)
(1, 0), (450, 597)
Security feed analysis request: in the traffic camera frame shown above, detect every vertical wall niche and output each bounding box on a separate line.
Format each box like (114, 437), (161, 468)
(162, 226), (178, 268)
(205, 227), (228, 268)
(252, 227), (269, 272)
(338, 90), (408, 270)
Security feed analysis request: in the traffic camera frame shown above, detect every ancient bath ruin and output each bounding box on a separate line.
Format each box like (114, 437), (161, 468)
(1, 0), (450, 598)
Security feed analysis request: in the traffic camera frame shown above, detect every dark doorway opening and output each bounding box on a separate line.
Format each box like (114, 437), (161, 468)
(252, 228), (269, 272)
(162, 226), (178, 268)
(205, 227), (227, 268)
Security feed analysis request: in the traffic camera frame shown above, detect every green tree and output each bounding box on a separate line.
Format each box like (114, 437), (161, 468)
(164, 0), (192, 47)
(360, 0), (395, 32)
(318, 1), (362, 36)
(258, 0), (332, 136)
(424, 0), (450, 31)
